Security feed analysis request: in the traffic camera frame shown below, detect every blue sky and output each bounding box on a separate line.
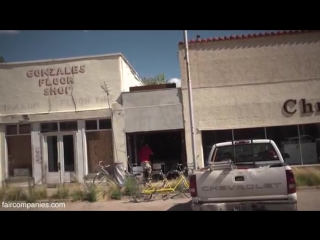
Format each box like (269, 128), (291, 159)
(0, 30), (272, 80)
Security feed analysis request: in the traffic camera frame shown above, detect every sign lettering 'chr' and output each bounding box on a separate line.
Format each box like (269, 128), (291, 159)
(283, 98), (320, 115)
(26, 65), (86, 96)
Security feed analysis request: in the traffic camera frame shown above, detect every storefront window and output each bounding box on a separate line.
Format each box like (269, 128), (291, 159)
(299, 123), (320, 164)
(203, 124), (320, 166)
(233, 127), (266, 141)
(265, 125), (301, 165)
(6, 124), (32, 177)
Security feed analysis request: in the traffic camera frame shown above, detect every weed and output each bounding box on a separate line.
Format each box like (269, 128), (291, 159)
(0, 188), (5, 201)
(122, 177), (138, 196)
(84, 183), (98, 202)
(51, 185), (69, 199)
(31, 188), (48, 200)
(106, 179), (122, 200)
(71, 183), (100, 202)
(293, 167), (320, 186)
(70, 188), (85, 202)
(4, 187), (28, 201)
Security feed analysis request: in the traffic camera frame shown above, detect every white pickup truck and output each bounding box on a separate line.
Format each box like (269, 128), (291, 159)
(190, 139), (297, 211)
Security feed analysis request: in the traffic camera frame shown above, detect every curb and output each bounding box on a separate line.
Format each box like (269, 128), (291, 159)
(297, 186), (320, 191)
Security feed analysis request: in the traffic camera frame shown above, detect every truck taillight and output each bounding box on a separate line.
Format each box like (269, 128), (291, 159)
(189, 175), (197, 197)
(286, 169), (296, 194)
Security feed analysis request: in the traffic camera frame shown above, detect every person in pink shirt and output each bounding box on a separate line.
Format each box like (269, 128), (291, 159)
(138, 143), (153, 178)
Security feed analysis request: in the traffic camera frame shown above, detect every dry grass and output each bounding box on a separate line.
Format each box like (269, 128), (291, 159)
(70, 180), (121, 202)
(51, 185), (69, 200)
(0, 177), (190, 203)
(292, 167), (320, 187)
(0, 186), (48, 202)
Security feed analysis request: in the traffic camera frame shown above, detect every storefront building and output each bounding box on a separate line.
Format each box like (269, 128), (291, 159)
(122, 84), (186, 173)
(0, 53), (141, 185)
(178, 30), (320, 167)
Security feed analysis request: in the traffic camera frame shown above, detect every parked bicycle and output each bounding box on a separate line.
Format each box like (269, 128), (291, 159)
(92, 161), (142, 189)
(131, 163), (190, 202)
(92, 161), (114, 186)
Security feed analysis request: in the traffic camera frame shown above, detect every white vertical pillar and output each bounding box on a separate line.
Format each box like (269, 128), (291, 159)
(77, 120), (85, 182)
(0, 124), (6, 184)
(31, 123), (43, 185)
(112, 104), (127, 165)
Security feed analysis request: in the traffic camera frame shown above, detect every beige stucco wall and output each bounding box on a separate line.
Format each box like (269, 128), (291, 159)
(0, 54), (126, 117)
(178, 32), (320, 167)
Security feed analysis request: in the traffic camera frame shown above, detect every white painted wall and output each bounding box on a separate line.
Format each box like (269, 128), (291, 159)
(120, 57), (142, 92)
(31, 123), (42, 185)
(0, 125), (5, 186)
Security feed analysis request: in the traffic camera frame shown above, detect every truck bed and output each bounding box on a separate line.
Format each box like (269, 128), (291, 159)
(190, 139), (297, 211)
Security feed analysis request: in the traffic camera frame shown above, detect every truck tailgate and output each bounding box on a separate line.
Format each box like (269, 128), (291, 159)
(196, 167), (288, 202)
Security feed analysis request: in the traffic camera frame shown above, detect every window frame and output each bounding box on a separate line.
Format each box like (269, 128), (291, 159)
(5, 124), (32, 137)
(84, 119), (112, 133)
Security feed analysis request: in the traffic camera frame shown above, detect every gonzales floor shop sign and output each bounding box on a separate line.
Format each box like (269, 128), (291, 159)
(26, 65), (86, 96)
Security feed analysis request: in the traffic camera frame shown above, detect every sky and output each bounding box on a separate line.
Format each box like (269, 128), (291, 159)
(0, 30), (274, 80)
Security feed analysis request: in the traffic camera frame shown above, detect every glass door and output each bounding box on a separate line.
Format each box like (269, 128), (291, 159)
(61, 134), (76, 182)
(44, 134), (76, 184)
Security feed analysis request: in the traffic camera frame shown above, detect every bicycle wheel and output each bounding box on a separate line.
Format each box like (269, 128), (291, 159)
(131, 182), (154, 203)
(179, 177), (190, 198)
(93, 172), (113, 187)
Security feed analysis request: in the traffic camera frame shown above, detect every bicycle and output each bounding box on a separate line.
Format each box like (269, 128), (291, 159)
(92, 161), (115, 186)
(131, 163), (190, 202)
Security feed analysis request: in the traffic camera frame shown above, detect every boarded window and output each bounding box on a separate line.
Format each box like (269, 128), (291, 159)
(86, 131), (113, 173)
(7, 135), (32, 177)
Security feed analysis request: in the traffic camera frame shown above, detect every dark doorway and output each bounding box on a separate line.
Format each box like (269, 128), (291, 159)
(126, 130), (186, 173)
(63, 135), (75, 172)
